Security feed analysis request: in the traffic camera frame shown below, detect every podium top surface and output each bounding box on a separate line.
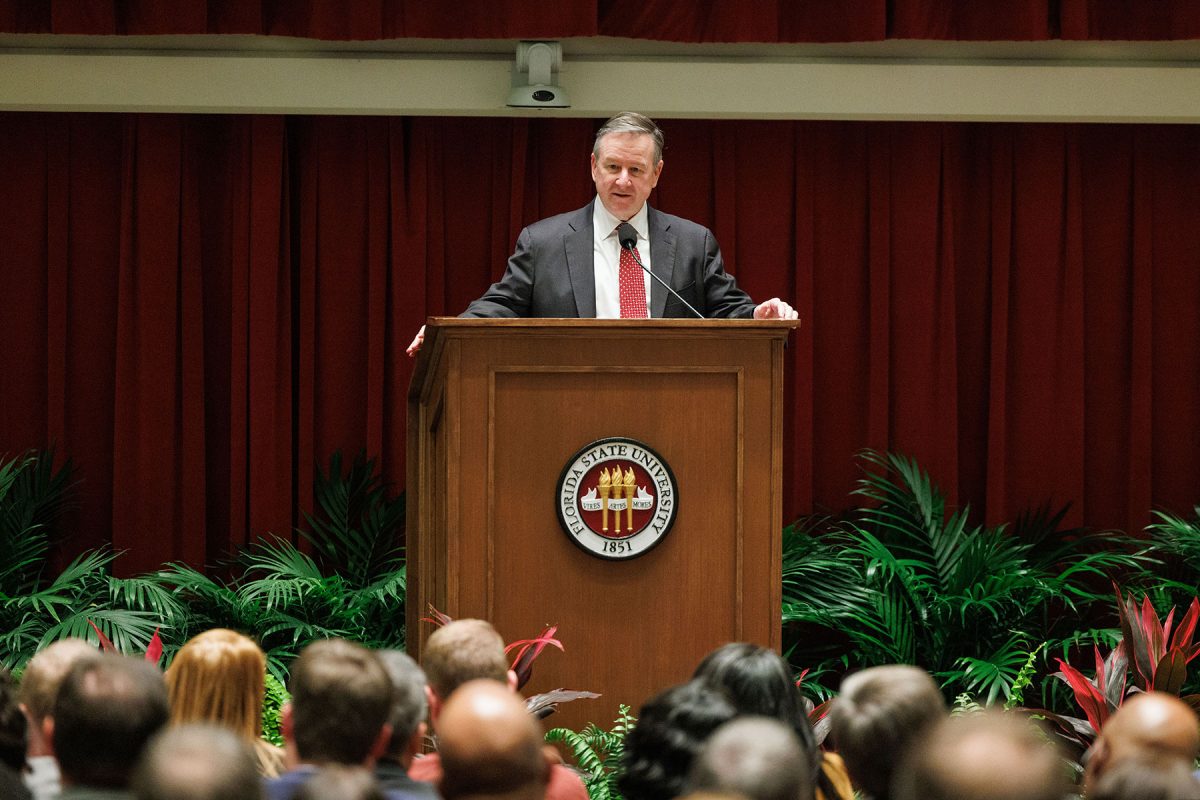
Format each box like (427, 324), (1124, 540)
(408, 316), (800, 399)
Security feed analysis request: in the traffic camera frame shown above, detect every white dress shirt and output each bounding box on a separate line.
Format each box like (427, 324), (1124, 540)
(592, 199), (652, 318)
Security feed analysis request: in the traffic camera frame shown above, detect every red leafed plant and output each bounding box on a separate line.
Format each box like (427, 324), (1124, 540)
(1043, 586), (1200, 750)
(795, 669), (833, 746)
(1051, 642), (1128, 741)
(87, 620), (164, 664)
(1115, 586), (1200, 694)
(506, 625), (564, 689)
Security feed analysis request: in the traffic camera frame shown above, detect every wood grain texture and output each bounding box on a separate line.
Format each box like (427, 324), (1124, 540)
(407, 318), (796, 730)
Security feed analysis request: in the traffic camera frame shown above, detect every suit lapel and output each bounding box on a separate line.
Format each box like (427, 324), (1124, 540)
(648, 207), (676, 319)
(565, 203), (596, 318)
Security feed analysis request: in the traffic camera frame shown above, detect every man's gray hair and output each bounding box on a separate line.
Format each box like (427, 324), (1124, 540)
(687, 717), (812, 800)
(376, 650), (428, 751)
(132, 724), (261, 800)
(594, 112), (664, 164)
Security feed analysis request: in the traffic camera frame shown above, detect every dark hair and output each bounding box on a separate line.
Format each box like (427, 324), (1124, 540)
(0, 764), (31, 800)
(0, 668), (26, 771)
(53, 654), (169, 788)
(132, 724), (262, 800)
(693, 643), (823, 799)
(618, 681), (737, 800)
(829, 665), (946, 800)
(290, 639), (393, 765)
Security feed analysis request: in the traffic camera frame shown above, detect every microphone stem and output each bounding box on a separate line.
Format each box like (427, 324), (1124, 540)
(624, 243), (705, 320)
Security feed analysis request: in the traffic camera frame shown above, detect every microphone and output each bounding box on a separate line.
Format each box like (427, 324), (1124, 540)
(616, 222), (705, 319)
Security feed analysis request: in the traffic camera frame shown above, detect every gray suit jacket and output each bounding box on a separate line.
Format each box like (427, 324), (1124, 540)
(462, 202), (757, 319)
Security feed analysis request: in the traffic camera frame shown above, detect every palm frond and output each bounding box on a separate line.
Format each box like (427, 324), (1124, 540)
(300, 451), (405, 587)
(941, 634), (1032, 706)
(40, 608), (160, 653)
(0, 450), (74, 594)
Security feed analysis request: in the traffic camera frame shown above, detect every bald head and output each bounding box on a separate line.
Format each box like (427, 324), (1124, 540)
(437, 680), (549, 800)
(687, 717), (812, 800)
(1086, 692), (1200, 789)
(892, 711), (1067, 800)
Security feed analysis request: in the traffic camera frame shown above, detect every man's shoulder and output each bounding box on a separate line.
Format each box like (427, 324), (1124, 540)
(523, 204), (591, 238)
(264, 766), (318, 800)
(374, 764), (441, 800)
(647, 207), (712, 239)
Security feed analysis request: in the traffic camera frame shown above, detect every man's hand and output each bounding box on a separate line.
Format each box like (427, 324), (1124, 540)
(752, 298), (798, 320)
(406, 325), (426, 357)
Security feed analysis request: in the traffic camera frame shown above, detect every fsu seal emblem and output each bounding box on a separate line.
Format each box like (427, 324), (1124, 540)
(555, 437), (678, 560)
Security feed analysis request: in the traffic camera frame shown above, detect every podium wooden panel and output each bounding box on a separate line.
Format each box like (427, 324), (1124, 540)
(407, 318), (796, 730)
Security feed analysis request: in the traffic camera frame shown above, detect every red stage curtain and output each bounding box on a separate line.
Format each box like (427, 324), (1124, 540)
(2, 1), (1200, 42)
(3, 114), (1200, 573)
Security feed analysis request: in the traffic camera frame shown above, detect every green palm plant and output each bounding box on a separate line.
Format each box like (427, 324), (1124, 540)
(0, 451), (178, 668)
(783, 450), (1150, 706)
(152, 450), (407, 677)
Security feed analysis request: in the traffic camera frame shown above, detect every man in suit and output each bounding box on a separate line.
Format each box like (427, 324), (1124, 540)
(266, 639), (394, 800)
(407, 112), (796, 354)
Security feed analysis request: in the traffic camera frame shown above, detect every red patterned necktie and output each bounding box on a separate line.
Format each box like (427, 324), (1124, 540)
(618, 235), (649, 318)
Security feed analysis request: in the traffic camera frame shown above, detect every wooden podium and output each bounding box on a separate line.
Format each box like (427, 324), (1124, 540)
(406, 317), (797, 730)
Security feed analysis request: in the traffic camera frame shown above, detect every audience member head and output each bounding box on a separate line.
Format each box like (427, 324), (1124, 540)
(436, 680), (550, 800)
(891, 711), (1068, 800)
(166, 629), (266, 742)
(0, 668), (26, 771)
(693, 644), (822, 778)
(687, 716), (812, 800)
(17, 638), (97, 758)
(619, 680), (738, 800)
(286, 639), (393, 767)
(829, 665), (947, 800)
(1084, 691), (1200, 791)
(375, 649), (428, 766)
(421, 620), (514, 706)
(1090, 756), (1200, 800)
(51, 653), (169, 789)
(131, 724), (262, 800)
(295, 765), (385, 800)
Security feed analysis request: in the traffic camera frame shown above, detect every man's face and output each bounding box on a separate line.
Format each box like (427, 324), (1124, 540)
(590, 132), (663, 220)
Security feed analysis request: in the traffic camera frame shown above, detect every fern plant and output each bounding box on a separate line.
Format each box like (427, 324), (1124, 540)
(262, 671), (290, 746)
(546, 704), (636, 800)
(783, 450), (1151, 707)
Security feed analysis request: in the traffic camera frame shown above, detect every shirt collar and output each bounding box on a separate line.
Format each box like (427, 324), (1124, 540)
(593, 197), (650, 243)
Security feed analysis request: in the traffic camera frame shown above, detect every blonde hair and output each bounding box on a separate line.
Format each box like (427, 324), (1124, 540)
(19, 638), (99, 722)
(165, 629), (265, 743)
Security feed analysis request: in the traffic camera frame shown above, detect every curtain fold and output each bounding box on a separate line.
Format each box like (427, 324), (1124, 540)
(3, 114), (1200, 572)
